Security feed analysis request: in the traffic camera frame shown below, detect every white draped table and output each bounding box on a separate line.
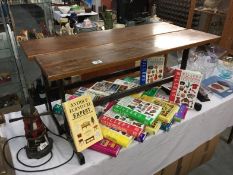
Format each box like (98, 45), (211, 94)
(1, 92), (233, 175)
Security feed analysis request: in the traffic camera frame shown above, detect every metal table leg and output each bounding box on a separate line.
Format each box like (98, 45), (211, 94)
(180, 49), (190, 70)
(42, 74), (63, 135)
(227, 126), (233, 144)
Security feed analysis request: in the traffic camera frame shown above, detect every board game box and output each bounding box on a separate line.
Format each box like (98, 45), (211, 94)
(100, 125), (134, 148)
(89, 138), (121, 157)
(113, 96), (162, 126)
(140, 96), (179, 123)
(99, 107), (144, 137)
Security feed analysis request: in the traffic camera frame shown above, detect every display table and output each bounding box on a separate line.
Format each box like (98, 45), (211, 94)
(20, 22), (185, 60)
(1, 91), (233, 175)
(19, 21), (221, 141)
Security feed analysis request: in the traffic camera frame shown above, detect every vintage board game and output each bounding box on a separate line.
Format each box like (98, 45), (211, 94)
(135, 132), (147, 142)
(174, 104), (188, 122)
(100, 125), (134, 148)
(169, 69), (202, 109)
(113, 79), (139, 89)
(89, 138), (121, 157)
(112, 96), (162, 126)
(140, 96), (179, 123)
(88, 80), (128, 95)
(99, 107), (144, 137)
(140, 56), (165, 85)
(202, 76), (233, 98)
(145, 120), (162, 135)
(62, 95), (103, 152)
(123, 77), (140, 85)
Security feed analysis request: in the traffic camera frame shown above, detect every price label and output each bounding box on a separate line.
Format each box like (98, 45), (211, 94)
(39, 142), (48, 151)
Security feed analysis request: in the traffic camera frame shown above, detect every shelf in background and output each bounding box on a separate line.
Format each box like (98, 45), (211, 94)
(8, 0), (51, 5)
(0, 72), (21, 88)
(0, 56), (15, 63)
(194, 7), (226, 17)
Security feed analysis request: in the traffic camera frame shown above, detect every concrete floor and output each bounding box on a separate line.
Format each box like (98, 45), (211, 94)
(189, 128), (233, 175)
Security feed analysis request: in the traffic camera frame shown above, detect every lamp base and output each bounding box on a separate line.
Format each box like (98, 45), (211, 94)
(26, 137), (53, 159)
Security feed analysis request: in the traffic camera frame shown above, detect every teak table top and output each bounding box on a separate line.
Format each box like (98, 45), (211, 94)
(20, 22), (184, 60)
(36, 28), (220, 81)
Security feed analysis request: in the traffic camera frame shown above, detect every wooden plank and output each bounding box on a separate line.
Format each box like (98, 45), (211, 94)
(186, 0), (197, 29)
(36, 29), (220, 81)
(194, 7), (226, 17)
(162, 160), (178, 175)
(20, 22), (185, 60)
(202, 14), (213, 32)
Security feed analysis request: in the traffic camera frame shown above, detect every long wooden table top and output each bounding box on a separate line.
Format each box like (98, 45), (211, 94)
(20, 22), (185, 60)
(36, 29), (220, 81)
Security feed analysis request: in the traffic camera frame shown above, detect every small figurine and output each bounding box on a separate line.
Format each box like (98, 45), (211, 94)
(53, 104), (64, 115)
(59, 23), (74, 36)
(16, 29), (28, 42)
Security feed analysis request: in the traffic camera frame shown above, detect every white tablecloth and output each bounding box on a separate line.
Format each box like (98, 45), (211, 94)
(1, 92), (233, 175)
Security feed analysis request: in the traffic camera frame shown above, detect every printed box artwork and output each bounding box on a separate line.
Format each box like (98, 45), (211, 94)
(113, 96), (162, 126)
(140, 56), (165, 85)
(89, 138), (121, 157)
(113, 79), (138, 89)
(88, 80), (128, 96)
(140, 96), (179, 124)
(169, 69), (202, 109)
(62, 95), (103, 152)
(99, 107), (144, 137)
(100, 125), (134, 148)
(174, 104), (188, 122)
(123, 77), (140, 85)
(202, 76), (233, 98)
(145, 120), (162, 135)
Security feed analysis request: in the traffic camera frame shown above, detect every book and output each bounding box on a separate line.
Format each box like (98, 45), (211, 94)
(112, 96), (162, 126)
(88, 80), (128, 96)
(174, 104), (188, 122)
(131, 87), (160, 99)
(113, 79), (138, 89)
(89, 138), (121, 157)
(66, 87), (105, 102)
(100, 125), (134, 148)
(140, 56), (165, 85)
(145, 120), (162, 135)
(202, 76), (233, 98)
(74, 87), (88, 96)
(62, 95), (103, 152)
(123, 77), (140, 85)
(169, 69), (202, 109)
(84, 90), (106, 101)
(142, 88), (160, 97)
(99, 108), (144, 137)
(140, 96), (179, 124)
